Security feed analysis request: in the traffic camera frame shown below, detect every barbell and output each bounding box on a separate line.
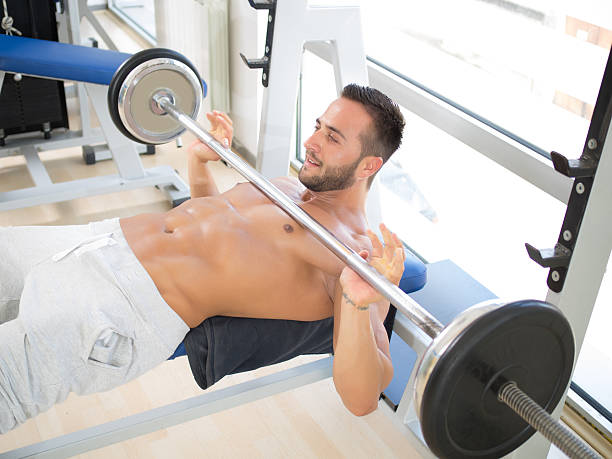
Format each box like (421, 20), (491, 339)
(107, 48), (599, 459)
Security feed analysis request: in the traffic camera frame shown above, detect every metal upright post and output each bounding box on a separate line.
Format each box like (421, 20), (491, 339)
(243, 0), (369, 178)
(63, 0), (94, 138)
(516, 47), (612, 459)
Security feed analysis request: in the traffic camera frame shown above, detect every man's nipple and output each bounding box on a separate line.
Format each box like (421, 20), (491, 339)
(283, 224), (294, 233)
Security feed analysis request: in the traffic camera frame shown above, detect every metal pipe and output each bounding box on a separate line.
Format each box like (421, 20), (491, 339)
(155, 94), (444, 338)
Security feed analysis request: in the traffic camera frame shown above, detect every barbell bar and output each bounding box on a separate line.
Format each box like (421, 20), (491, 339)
(108, 49), (601, 459)
(153, 92), (445, 339)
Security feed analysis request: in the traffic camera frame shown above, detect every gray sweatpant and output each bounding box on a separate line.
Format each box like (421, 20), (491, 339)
(0, 218), (189, 433)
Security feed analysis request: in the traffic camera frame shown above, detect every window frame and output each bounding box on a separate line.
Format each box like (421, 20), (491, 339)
(108, 0), (157, 45)
(298, 42), (573, 204)
(294, 40), (612, 440)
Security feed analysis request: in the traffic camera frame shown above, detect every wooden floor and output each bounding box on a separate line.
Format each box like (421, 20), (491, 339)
(0, 10), (422, 459)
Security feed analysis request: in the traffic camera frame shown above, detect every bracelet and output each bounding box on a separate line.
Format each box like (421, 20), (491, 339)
(342, 292), (369, 311)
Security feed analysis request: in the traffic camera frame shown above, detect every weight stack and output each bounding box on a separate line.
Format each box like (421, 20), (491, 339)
(0, 0), (69, 142)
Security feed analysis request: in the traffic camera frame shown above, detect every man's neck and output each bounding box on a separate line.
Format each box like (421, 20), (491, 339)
(299, 182), (369, 218)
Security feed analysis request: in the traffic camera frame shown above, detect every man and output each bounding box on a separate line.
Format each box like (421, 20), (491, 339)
(0, 84), (406, 433)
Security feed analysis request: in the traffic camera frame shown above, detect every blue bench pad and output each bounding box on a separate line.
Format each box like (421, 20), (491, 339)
(0, 35), (130, 85)
(0, 35), (208, 98)
(382, 259), (497, 407)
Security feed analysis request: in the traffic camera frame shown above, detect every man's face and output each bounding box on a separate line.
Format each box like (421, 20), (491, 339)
(299, 98), (372, 192)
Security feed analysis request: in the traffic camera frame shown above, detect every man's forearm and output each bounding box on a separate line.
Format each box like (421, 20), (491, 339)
(374, 298), (391, 323)
(333, 295), (393, 416)
(188, 156), (219, 198)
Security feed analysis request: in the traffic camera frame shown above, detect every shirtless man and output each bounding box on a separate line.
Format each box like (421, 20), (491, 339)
(0, 84), (406, 433)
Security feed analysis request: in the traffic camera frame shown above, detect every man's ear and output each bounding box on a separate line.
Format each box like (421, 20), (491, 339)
(359, 156), (384, 180)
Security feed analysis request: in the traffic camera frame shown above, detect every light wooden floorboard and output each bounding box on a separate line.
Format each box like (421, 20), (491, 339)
(0, 9), (422, 458)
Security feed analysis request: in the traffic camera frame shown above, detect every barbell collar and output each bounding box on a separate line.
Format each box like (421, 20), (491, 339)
(154, 94), (445, 339)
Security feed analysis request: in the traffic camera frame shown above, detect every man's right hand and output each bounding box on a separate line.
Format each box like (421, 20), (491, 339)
(187, 111), (232, 198)
(188, 111), (234, 162)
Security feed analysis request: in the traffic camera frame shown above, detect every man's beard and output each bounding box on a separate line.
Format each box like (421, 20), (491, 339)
(298, 155), (361, 192)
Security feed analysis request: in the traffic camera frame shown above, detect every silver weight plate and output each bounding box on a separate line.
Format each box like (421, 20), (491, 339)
(413, 299), (504, 420)
(117, 58), (202, 144)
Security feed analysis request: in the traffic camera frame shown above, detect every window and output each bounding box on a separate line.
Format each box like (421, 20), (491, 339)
(109, 0), (156, 43)
(360, 0), (610, 159)
(377, 107), (566, 300)
(294, 50), (337, 165)
(294, 0), (612, 434)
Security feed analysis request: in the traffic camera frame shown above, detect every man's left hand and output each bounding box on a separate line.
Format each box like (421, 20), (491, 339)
(339, 223), (405, 306)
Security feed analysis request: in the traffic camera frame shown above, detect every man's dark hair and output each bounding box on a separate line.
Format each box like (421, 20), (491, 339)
(341, 84), (405, 187)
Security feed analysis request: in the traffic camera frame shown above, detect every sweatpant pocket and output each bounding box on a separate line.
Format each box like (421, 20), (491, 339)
(78, 327), (135, 395)
(88, 328), (133, 369)
(0, 299), (19, 324)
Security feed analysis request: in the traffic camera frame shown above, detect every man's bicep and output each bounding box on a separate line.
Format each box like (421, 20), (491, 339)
(332, 282), (343, 352)
(332, 284), (394, 393)
(372, 317), (391, 359)
(370, 309), (394, 390)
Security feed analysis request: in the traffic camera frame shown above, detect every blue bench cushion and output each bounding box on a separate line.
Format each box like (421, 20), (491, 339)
(382, 259), (497, 408)
(0, 35), (207, 97)
(0, 35), (130, 85)
(174, 252), (427, 390)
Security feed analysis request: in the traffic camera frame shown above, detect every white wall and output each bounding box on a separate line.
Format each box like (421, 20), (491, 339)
(87, 0), (107, 8)
(228, 0), (262, 162)
(154, 0), (212, 118)
(151, 0), (260, 160)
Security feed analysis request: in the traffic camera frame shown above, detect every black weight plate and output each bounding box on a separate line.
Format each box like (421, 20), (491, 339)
(107, 48), (203, 144)
(420, 300), (574, 458)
